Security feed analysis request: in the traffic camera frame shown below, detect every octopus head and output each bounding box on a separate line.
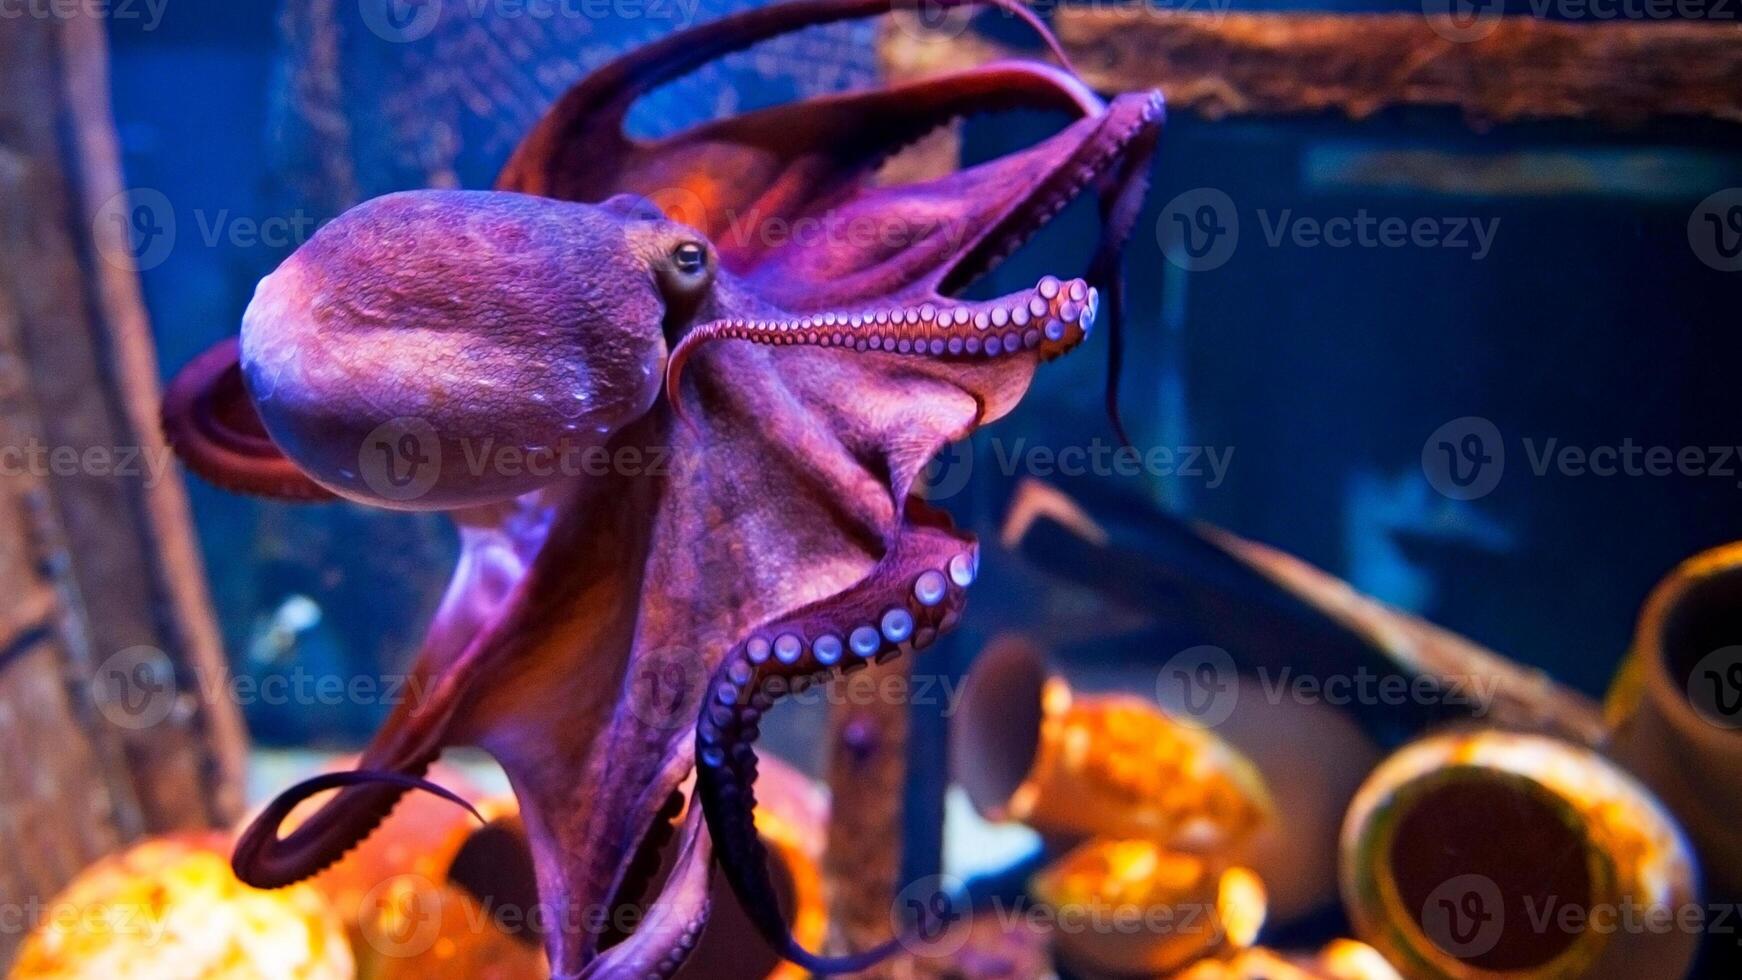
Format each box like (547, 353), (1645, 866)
(239, 190), (716, 509)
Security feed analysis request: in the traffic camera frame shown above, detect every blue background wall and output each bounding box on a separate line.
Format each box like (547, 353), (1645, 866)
(107, 0), (1742, 743)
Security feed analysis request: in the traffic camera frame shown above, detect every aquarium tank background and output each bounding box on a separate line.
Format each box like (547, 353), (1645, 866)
(23, 0), (1728, 975)
(110, 0), (1742, 736)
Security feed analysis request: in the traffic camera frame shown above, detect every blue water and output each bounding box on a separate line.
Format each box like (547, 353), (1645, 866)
(109, 1), (1742, 736)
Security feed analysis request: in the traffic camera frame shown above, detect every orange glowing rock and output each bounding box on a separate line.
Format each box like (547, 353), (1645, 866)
(10, 833), (352, 980)
(361, 875), (547, 980)
(956, 638), (1273, 854)
(1029, 838), (1267, 977)
(1172, 940), (1402, 980)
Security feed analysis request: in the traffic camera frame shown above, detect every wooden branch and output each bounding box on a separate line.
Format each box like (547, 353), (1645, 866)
(0, 14), (247, 960)
(1199, 527), (1607, 746)
(882, 10), (1742, 125)
(824, 662), (917, 979)
(0, 305), (138, 969)
(53, 7), (248, 831)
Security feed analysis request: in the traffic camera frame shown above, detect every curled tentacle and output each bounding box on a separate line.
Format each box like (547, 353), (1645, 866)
(160, 338), (333, 501)
(1086, 97), (1164, 448)
(599, 789), (688, 952)
(696, 518), (978, 974)
(233, 768), (483, 889)
(579, 802), (715, 980)
(501, 0), (1080, 199)
(666, 276), (1098, 422)
(939, 90), (1165, 296)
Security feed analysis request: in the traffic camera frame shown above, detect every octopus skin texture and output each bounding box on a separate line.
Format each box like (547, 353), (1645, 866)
(161, 0), (1164, 975)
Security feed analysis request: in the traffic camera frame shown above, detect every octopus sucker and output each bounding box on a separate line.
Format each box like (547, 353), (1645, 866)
(159, 0), (1163, 972)
(697, 516), (977, 973)
(666, 277), (1099, 422)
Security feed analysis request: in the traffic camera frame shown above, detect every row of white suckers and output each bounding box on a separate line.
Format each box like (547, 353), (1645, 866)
(713, 277), (1098, 357)
(726, 548), (980, 681)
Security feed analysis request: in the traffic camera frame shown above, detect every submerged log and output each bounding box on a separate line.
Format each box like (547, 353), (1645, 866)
(883, 9), (1742, 125)
(0, 9), (247, 965)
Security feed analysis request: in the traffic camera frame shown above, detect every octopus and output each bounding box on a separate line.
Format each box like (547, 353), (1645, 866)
(160, 0), (1164, 974)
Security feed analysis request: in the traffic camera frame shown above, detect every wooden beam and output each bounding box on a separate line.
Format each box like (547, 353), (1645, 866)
(49, 5), (249, 833)
(823, 664), (919, 978)
(0, 15), (248, 961)
(882, 10), (1742, 125)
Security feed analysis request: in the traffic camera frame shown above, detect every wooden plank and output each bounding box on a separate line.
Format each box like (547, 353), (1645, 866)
(0, 213), (143, 966)
(0, 641), (130, 967)
(0, 19), (250, 968)
(815, 130), (970, 978)
(882, 10), (1742, 125)
(0, 8), (247, 838)
(824, 662), (921, 978)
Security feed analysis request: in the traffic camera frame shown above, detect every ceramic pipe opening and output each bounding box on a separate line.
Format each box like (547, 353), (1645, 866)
(452, 813), (805, 978)
(952, 636), (1052, 820)
(1658, 561), (1742, 730)
(1385, 773), (1593, 973)
(448, 816), (546, 947)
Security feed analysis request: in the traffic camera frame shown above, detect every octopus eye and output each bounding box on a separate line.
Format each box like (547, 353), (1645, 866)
(671, 241), (708, 277)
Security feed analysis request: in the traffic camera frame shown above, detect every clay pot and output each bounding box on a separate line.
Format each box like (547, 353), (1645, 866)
(1341, 731), (1700, 980)
(10, 833), (352, 979)
(667, 756), (829, 980)
(339, 757), (827, 980)
(952, 637), (1272, 855)
(254, 754), (829, 978)
(1607, 541), (1742, 899)
(1029, 839), (1265, 977)
(349, 800), (544, 980)
(1171, 940), (1401, 980)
